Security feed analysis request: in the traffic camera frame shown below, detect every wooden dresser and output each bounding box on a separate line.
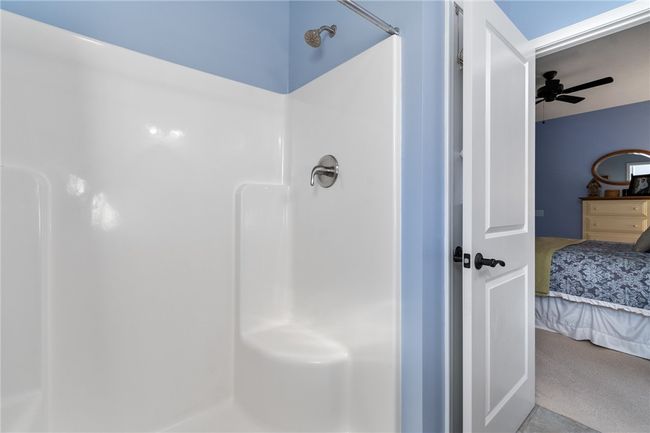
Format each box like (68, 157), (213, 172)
(582, 197), (650, 243)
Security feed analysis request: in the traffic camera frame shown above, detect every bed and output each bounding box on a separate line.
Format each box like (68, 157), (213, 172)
(535, 238), (650, 359)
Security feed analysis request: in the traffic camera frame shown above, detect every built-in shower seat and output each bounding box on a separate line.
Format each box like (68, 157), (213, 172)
(235, 184), (351, 431)
(235, 323), (349, 432)
(241, 323), (348, 363)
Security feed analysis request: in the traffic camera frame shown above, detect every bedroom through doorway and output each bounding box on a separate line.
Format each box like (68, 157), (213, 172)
(532, 21), (650, 433)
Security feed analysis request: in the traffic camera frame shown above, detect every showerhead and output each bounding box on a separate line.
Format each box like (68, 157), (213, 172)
(304, 25), (337, 48)
(304, 29), (321, 48)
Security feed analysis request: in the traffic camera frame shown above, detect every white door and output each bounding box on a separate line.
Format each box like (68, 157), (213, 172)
(462, 1), (535, 432)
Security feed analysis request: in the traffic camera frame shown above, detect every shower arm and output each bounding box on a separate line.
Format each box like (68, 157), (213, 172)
(318, 25), (336, 36)
(337, 0), (400, 36)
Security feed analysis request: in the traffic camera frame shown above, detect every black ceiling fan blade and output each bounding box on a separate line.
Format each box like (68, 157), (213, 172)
(562, 77), (613, 94)
(556, 95), (585, 104)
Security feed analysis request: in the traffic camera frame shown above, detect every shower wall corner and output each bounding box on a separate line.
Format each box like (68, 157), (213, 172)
(235, 35), (402, 432)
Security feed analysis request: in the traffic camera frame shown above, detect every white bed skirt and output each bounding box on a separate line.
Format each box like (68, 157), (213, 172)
(535, 295), (650, 360)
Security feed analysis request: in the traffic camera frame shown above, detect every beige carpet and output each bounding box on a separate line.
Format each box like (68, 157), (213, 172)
(536, 329), (650, 433)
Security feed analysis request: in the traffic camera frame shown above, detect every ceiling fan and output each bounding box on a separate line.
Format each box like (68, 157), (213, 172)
(536, 70), (614, 104)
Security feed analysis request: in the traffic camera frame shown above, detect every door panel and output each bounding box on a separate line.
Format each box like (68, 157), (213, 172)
(486, 269), (528, 420)
(463, 1), (535, 432)
(486, 26), (528, 234)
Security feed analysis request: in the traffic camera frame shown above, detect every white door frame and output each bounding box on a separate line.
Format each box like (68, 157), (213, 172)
(443, 2), (464, 432)
(532, 0), (650, 57)
(442, 0), (650, 431)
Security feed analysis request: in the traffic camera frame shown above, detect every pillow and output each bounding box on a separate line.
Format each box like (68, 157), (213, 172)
(633, 227), (650, 252)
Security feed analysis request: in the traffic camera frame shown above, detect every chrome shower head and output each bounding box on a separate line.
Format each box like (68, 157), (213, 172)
(304, 25), (337, 48)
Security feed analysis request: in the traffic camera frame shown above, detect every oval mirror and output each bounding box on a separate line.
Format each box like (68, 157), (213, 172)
(592, 149), (650, 186)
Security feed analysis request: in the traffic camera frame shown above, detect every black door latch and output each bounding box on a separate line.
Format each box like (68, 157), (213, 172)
(453, 246), (471, 269)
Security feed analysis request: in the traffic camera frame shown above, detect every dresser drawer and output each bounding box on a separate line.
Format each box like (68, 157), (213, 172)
(584, 231), (640, 243)
(584, 216), (647, 233)
(585, 200), (648, 217)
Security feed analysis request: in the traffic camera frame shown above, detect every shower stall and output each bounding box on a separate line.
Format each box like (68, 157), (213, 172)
(1, 8), (401, 433)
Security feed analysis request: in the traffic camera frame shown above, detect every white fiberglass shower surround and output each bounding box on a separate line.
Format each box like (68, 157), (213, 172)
(1, 10), (401, 433)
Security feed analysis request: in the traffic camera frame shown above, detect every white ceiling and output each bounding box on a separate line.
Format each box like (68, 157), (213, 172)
(535, 23), (650, 121)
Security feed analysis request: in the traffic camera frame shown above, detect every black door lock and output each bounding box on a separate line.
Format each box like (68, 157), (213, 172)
(453, 246), (472, 269)
(474, 253), (506, 270)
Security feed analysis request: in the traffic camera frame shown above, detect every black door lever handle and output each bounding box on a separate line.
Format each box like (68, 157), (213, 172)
(474, 253), (506, 270)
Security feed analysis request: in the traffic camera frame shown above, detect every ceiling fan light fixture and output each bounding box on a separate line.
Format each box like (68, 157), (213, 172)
(536, 70), (614, 104)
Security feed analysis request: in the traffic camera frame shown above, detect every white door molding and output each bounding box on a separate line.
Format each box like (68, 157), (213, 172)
(532, 0), (650, 58)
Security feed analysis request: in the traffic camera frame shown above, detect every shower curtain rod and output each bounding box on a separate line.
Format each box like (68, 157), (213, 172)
(337, 0), (400, 36)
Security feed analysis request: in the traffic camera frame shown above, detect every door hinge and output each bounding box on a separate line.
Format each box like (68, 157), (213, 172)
(454, 2), (464, 69)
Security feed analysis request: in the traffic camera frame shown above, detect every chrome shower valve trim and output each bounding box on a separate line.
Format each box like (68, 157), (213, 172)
(310, 155), (339, 188)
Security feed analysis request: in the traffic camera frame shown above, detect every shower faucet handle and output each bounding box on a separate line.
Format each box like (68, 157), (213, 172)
(310, 155), (339, 188)
(310, 166), (337, 186)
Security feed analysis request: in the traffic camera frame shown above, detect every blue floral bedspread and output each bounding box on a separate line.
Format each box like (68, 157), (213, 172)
(550, 241), (650, 311)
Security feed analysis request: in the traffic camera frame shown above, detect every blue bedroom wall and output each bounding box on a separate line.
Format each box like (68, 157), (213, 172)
(536, 101), (650, 239)
(0, 1), (290, 93)
(495, 0), (634, 39)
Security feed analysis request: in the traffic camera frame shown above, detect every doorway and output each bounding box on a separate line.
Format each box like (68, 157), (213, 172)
(446, 2), (650, 432)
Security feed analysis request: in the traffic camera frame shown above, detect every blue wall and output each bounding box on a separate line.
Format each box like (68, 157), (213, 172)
(496, 0), (633, 39)
(536, 101), (650, 239)
(2, 0), (635, 91)
(289, 1), (387, 91)
(0, 1), (290, 93)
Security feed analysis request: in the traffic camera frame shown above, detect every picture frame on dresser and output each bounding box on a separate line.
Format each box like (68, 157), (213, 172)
(629, 174), (650, 196)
